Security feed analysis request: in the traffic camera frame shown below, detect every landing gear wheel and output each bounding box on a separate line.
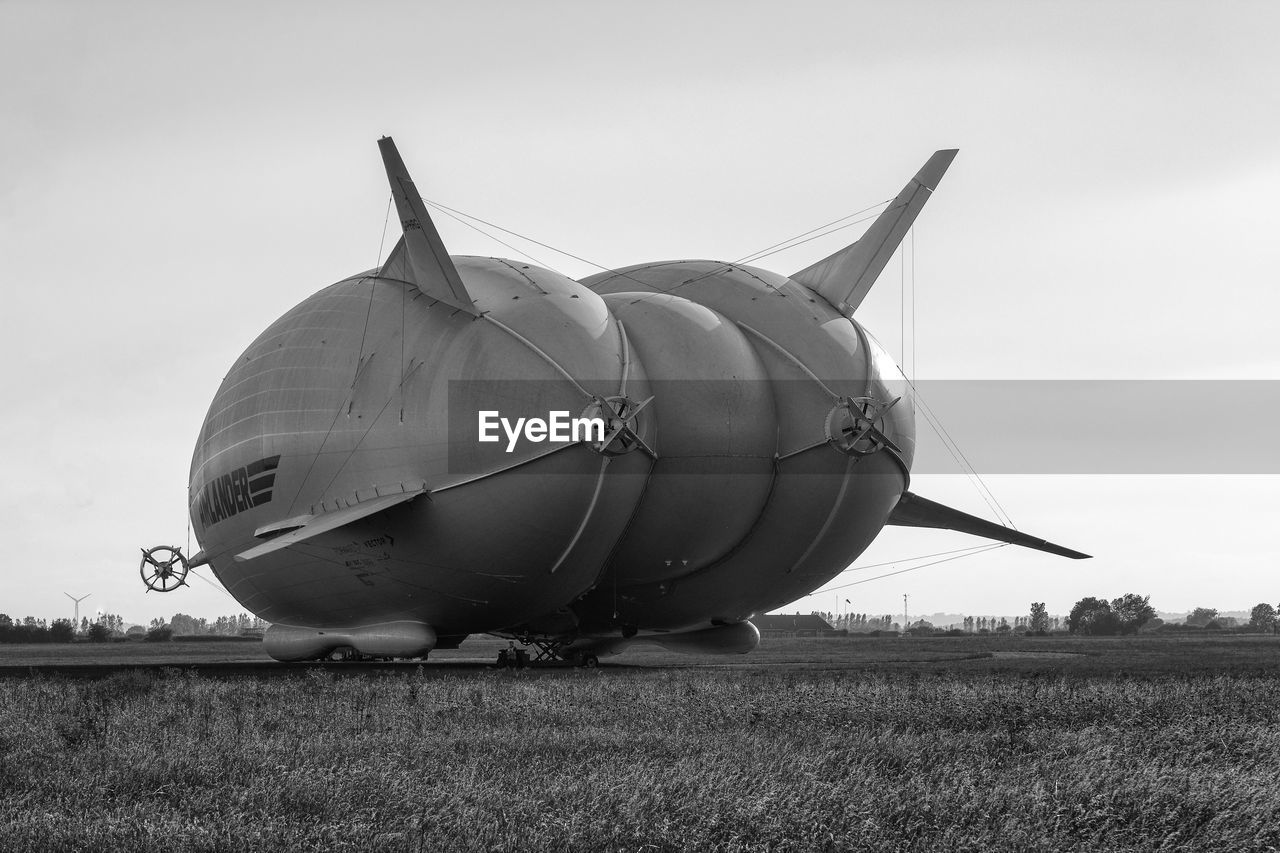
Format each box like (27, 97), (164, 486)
(581, 653), (599, 669)
(139, 546), (189, 592)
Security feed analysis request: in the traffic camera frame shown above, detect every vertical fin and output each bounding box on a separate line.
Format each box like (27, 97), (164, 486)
(889, 491), (1091, 559)
(377, 136), (479, 316)
(792, 149), (957, 315)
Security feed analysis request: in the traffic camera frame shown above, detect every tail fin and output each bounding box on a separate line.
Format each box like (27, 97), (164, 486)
(889, 491), (1090, 559)
(377, 136), (480, 316)
(792, 149), (957, 315)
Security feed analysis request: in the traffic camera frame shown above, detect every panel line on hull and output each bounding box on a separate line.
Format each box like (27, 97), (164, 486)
(624, 455), (782, 601)
(736, 323), (841, 401)
(616, 318), (632, 395)
(547, 456), (611, 575)
(577, 453), (658, 602)
(784, 455), (856, 575)
(279, 281), (384, 518)
(309, 360), (424, 511)
(481, 315), (595, 399)
(238, 545), (494, 622)
(429, 440), (584, 494)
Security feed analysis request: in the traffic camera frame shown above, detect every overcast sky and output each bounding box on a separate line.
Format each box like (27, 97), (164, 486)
(2, 1), (1278, 627)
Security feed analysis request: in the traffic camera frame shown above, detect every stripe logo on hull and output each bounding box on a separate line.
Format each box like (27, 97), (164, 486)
(193, 455), (280, 528)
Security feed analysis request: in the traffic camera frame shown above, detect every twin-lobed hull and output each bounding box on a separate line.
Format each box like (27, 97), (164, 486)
(173, 137), (1086, 662)
(190, 255), (912, 658)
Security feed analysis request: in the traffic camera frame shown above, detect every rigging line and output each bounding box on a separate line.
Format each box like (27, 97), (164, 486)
(424, 197), (684, 300)
(675, 210), (890, 290)
(424, 197), (602, 274)
(188, 566), (241, 603)
(733, 199), (892, 265)
(376, 194), (393, 270)
(826, 543), (1004, 578)
(314, 360), (424, 502)
(400, 266), (406, 422)
(284, 276), (378, 516)
(426, 202), (564, 276)
(730, 211), (887, 267)
(426, 195), (891, 293)
(909, 385), (1011, 528)
(817, 544), (1008, 593)
(914, 382), (1016, 530)
(911, 226), (916, 382)
(896, 366), (1017, 529)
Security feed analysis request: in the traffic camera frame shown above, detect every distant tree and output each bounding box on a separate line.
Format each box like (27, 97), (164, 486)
(907, 620), (935, 636)
(0, 614), (11, 627)
(87, 623), (112, 642)
(145, 625), (173, 642)
(170, 613), (198, 635)
(1250, 603), (1277, 632)
(1186, 607), (1219, 627)
(49, 619), (75, 643)
(1067, 597), (1118, 635)
(1111, 594), (1156, 634)
(1029, 602), (1050, 634)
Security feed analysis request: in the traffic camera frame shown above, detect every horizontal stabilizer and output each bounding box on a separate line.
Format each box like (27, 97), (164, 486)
(377, 136), (479, 315)
(888, 491), (1090, 559)
(235, 487), (427, 561)
(792, 149), (957, 315)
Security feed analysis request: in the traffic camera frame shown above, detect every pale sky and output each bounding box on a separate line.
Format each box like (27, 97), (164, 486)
(2, 1), (1278, 626)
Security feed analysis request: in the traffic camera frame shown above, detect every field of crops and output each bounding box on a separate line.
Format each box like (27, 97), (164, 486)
(1, 636), (1279, 851)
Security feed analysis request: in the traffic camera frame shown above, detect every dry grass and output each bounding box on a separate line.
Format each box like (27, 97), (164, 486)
(1, 662), (1279, 851)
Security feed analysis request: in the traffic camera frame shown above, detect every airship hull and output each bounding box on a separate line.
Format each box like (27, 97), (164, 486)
(191, 255), (908, 652)
(165, 139), (1087, 662)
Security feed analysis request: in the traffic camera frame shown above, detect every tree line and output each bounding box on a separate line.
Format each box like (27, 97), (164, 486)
(816, 595), (1280, 637)
(0, 612), (268, 643)
(1065, 596), (1280, 635)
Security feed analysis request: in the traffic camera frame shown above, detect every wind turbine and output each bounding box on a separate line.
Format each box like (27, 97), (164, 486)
(64, 592), (90, 629)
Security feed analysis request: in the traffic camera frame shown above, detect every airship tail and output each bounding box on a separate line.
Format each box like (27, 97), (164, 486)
(792, 149), (958, 316)
(889, 491), (1091, 559)
(376, 136), (480, 316)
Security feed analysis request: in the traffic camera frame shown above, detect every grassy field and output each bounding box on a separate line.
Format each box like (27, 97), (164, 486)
(1, 636), (1279, 851)
(3, 631), (1280, 674)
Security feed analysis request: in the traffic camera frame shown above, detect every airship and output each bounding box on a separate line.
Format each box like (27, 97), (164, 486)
(141, 138), (1087, 663)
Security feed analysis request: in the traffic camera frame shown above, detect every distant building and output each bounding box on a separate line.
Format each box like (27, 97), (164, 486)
(755, 613), (834, 637)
